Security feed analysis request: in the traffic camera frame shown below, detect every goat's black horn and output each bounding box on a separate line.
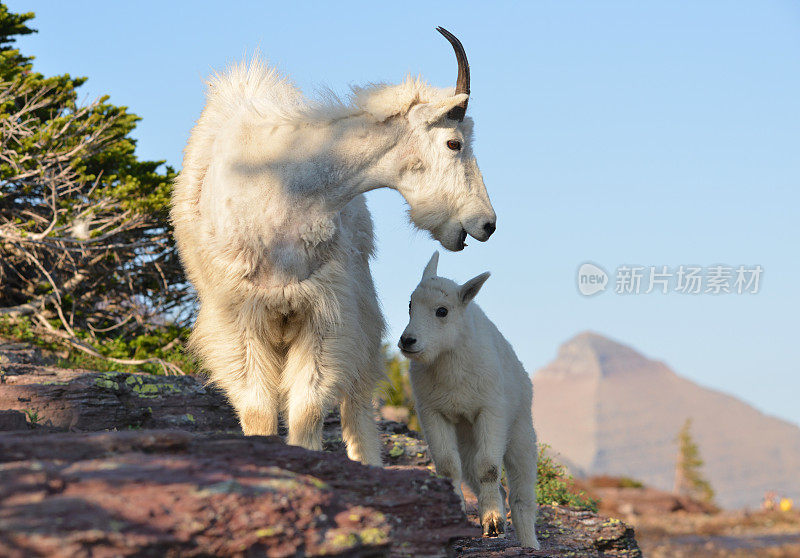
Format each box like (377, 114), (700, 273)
(436, 26), (470, 122)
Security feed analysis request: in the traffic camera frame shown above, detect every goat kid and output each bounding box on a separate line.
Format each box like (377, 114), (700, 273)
(399, 252), (540, 549)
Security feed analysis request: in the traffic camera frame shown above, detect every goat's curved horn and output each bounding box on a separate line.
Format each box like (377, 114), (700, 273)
(436, 26), (470, 122)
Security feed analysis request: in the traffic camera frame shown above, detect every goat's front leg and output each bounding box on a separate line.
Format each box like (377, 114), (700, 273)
(341, 392), (382, 466)
(418, 408), (465, 508)
(236, 334), (282, 436)
(283, 329), (338, 451)
(238, 389), (280, 436)
(472, 410), (507, 538)
(194, 304), (281, 436)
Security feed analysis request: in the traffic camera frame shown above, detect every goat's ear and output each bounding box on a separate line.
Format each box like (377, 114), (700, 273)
(459, 272), (490, 305)
(422, 251), (439, 280)
(408, 94), (469, 126)
(359, 86), (420, 122)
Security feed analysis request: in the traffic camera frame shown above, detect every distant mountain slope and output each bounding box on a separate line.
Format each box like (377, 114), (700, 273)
(532, 332), (800, 509)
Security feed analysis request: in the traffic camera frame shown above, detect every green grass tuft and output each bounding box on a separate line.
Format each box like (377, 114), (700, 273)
(537, 444), (598, 512)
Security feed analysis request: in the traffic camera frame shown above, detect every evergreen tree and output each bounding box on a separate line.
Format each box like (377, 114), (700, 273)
(0, 4), (191, 373)
(674, 418), (715, 503)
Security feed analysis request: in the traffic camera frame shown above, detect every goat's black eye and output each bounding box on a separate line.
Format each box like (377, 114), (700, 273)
(435, 307), (448, 318)
(446, 140), (461, 151)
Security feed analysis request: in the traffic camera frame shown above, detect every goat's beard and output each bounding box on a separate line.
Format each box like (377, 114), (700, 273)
(406, 203), (465, 252)
(430, 220), (467, 252)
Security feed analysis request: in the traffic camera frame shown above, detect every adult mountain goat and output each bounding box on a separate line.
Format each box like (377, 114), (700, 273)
(171, 28), (496, 465)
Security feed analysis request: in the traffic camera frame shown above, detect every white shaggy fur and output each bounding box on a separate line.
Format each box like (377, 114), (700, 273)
(171, 58), (495, 465)
(400, 252), (540, 549)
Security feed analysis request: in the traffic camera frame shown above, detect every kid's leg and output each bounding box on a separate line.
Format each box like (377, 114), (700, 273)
(473, 411), (507, 537)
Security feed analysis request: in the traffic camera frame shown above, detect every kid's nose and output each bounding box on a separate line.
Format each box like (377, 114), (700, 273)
(399, 335), (417, 350)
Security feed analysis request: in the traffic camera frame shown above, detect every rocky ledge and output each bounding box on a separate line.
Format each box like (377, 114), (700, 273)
(0, 340), (641, 557)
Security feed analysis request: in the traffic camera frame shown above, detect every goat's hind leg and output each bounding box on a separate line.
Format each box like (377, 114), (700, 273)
(340, 318), (383, 466)
(340, 245), (385, 466)
(504, 418), (541, 549)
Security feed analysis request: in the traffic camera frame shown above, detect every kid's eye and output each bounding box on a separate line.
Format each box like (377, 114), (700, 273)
(436, 307), (448, 318)
(446, 140), (461, 151)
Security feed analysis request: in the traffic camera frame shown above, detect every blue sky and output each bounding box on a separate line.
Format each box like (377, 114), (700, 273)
(8, 1), (799, 426)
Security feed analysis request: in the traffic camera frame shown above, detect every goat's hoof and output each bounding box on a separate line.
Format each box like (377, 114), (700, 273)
(481, 510), (506, 538)
(518, 535), (541, 550)
(456, 489), (466, 513)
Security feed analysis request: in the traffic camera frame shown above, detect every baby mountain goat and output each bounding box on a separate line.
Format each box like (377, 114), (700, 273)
(171, 28), (495, 466)
(400, 252), (540, 549)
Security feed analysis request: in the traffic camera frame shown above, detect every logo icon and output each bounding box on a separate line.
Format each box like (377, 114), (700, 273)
(577, 262), (608, 296)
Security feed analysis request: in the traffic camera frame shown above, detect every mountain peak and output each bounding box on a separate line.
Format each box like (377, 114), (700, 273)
(538, 331), (660, 379)
(532, 332), (800, 509)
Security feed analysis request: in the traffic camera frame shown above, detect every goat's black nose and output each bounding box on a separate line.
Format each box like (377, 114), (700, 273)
(400, 335), (417, 349)
(483, 221), (496, 238)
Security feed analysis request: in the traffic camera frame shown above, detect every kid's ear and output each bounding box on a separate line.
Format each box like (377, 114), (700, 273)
(408, 94), (469, 126)
(459, 271), (490, 304)
(422, 251), (439, 280)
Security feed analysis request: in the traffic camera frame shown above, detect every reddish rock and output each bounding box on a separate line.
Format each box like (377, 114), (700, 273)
(576, 477), (718, 517)
(0, 340), (643, 556)
(0, 430), (477, 557)
(0, 410), (27, 431)
(0, 356), (239, 432)
(592, 486), (717, 516)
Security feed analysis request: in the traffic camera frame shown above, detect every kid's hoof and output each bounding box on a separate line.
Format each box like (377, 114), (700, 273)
(481, 511), (506, 538)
